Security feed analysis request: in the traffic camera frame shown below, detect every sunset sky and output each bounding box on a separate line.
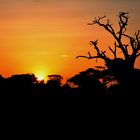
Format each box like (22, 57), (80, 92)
(0, 0), (140, 80)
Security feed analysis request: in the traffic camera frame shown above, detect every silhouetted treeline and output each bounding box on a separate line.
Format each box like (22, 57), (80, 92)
(1, 12), (140, 98)
(0, 67), (140, 97)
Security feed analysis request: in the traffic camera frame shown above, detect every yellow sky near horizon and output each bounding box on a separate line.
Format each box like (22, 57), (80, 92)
(0, 0), (140, 79)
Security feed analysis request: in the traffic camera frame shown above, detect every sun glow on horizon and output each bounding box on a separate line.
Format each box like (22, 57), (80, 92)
(37, 74), (44, 81)
(35, 70), (49, 82)
(0, 0), (140, 78)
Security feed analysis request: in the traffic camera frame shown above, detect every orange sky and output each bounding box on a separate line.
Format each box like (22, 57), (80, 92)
(0, 0), (140, 79)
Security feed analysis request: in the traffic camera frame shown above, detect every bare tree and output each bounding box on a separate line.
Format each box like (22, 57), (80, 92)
(77, 12), (140, 73)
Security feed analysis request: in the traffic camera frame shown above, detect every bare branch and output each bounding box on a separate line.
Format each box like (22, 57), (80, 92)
(123, 44), (129, 52)
(76, 54), (101, 60)
(122, 33), (135, 51)
(90, 40), (108, 60)
(123, 30), (140, 58)
(90, 40), (100, 54)
(109, 46), (114, 54)
(118, 12), (129, 39)
(88, 15), (117, 39)
(87, 16), (106, 25)
(109, 42), (117, 59)
(76, 40), (108, 61)
(88, 13), (129, 59)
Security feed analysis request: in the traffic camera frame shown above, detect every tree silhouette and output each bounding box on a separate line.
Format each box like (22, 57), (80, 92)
(76, 12), (140, 95)
(77, 12), (140, 70)
(68, 68), (106, 96)
(46, 75), (63, 96)
(7, 74), (37, 95)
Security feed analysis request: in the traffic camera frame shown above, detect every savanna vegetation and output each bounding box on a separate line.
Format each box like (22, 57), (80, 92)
(0, 12), (140, 97)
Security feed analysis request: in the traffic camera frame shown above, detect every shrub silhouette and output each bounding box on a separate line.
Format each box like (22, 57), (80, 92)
(68, 68), (106, 96)
(46, 74), (63, 96)
(4, 74), (37, 97)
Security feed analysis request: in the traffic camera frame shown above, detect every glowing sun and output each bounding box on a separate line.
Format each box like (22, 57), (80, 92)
(35, 72), (46, 82)
(37, 74), (44, 81)
(34, 68), (49, 82)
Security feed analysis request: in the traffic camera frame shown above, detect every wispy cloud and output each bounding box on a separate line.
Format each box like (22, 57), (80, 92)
(61, 54), (69, 58)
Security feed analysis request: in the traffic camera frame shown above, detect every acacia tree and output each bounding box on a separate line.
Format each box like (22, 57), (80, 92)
(77, 12), (140, 76)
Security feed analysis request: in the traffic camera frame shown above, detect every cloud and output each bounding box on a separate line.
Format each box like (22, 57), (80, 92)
(61, 54), (69, 58)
